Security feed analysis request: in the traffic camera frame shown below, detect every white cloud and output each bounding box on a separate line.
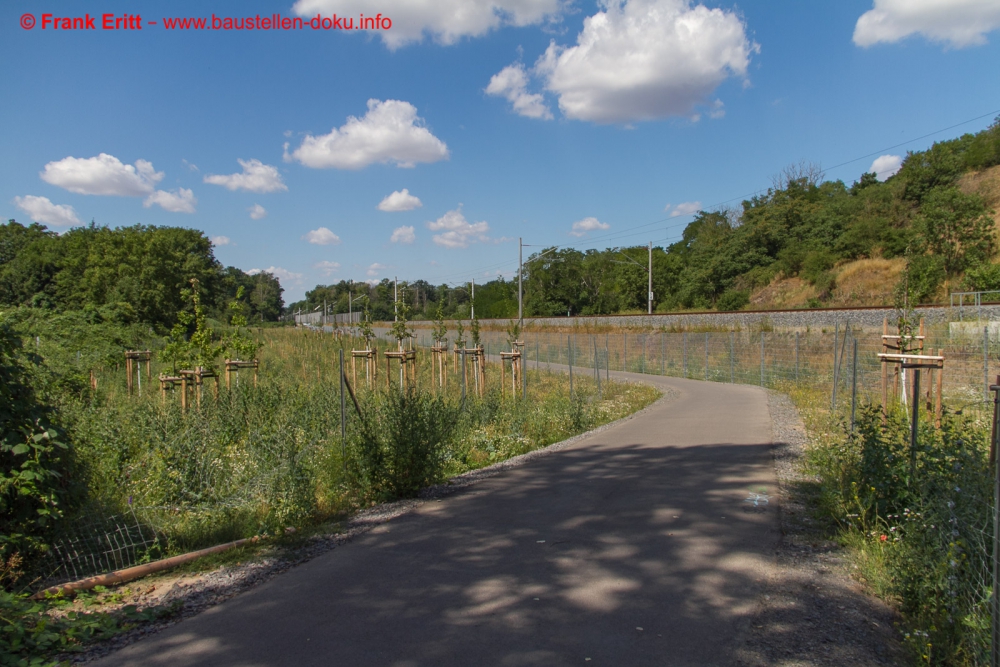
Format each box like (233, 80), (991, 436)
(286, 99), (449, 170)
(367, 262), (387, 277)
(427, 206), (491, 248)
(212, 235), (232, 246)
(708, 99), (725, 119)
(302, 227), (342, 245)
(291, 0), (563, 49)
(41, 153), (163, 196)
(870, 155), (903, 181)
(485, 63), (553, 119)
(314, 260), (341, 276)
(378, 188), (423, 212)
(569, 216), (610, 237)
(534, 0), (757, 123)
(143, 188), (197, 213)
(13, 195), (80, 227)
(666, 201), (701, 217)
(248, 203), (268, 220)
(854, 0), (1000, 49)
(390, 225), (416, 244)
(247, 266), (304, 284)
(204, 159), (288, 193)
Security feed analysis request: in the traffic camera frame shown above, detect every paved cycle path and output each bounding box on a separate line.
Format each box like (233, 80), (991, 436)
(98, 372), (779, 667)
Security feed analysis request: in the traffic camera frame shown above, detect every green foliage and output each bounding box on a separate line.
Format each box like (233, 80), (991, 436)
(715, 289), (750, 312)
(470, 314), (481, 348)
(349, 387), (458, 500)
(388, 295), (412, 349)
(810, 405), (992, 664)
(454, 319), (466, 348)
(0, 587), (177, 664)
(505, 319), (521, 349)
(160, 279), (223, 372)
(897, 254), (946, 305)
(357, 304), (375, 347)
(223, 287), (260, 361)
(962, 262), (1000, 292)
(917, 187), (995, 275)
(432, 303), (448, 345)
(0, 315), (74, 566)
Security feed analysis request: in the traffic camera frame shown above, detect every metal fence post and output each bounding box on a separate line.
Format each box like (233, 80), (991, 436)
(568, 335), (573, 398)
(339, 349), (346, 470)
(661, 332), (665, 375)
(624, 333), (628, 372)
(730, 331), (734, 383)
(987, 325), (991, 404)
(683, 332), (688, 378)
(795, 331), (800, 384)
(642, 336), (646, 374)
(990, 377), (1000, 667)
(705, 332), (709, 381)
(851, 339), (858, 432)
(461, 349), (467, 403)
(910, 367), (920, 479)
(595, 337), (601, 398)
(759, 332), (764, 387)
(832, 322), (839, 410)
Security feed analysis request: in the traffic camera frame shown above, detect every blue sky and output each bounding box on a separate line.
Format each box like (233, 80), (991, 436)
(3, 0), (1000, 302)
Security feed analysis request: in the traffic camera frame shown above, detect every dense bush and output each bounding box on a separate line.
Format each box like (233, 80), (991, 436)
(0, 314), (77, 570)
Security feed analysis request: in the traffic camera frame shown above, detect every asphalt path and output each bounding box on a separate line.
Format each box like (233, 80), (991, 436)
(97, 369), (779, 667)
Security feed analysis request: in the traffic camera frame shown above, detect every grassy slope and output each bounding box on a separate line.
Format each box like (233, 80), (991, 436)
(746, 164), (1000, 310)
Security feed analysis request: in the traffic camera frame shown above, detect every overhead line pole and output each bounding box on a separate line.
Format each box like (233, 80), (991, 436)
(648, 241), (653, 315)
(518, 237), (523, 331)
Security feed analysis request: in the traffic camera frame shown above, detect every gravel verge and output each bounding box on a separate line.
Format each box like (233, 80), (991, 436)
(68, 385), (673, 664)
(732, 389), (907, 666)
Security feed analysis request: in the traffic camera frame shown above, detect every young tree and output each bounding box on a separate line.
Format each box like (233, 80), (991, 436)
(223, 286), (261, 361)
(432, 303), (448, 346)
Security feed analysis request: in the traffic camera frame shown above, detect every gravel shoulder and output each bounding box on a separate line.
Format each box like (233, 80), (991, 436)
(732, 390), (907, 666)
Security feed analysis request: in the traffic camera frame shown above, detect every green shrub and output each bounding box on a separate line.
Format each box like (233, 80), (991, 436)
(716, 289), (750, 312)
(349, 387), (459, 501)
(0, 314), (77, 570)
(812, 404), (992, 665)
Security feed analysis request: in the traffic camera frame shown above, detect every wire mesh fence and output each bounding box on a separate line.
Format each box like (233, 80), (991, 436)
(420, 324), (1000, 412)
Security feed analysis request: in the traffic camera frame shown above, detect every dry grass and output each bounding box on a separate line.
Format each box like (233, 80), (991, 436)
(748, 276), (816, 309)
(831, 257), (906, 306)
(958, 163), (1000, 250)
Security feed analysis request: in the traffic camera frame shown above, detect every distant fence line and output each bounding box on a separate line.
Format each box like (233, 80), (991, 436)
(293, 311), (361, 326)
(360, 323), (1000, 408)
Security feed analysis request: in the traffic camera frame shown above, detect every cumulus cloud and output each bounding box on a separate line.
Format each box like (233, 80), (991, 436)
(204, 159), (287, 193)
(13, 195), (80, 227)
(315, 260), (341, 276)
(302, 227), (342, 245)
(854, 0), (1000, 49)
(143, 188), (197, 213)
(286, 99), (449, 170)
(427, 206), (491, 249)
(390, 225), (416, 244)
(291, 0), (563, 49)
(378, 189), (423, 212)
(41, 153), (163, 196)
(530, 0), (757, 124)
(485, 63), (553, 119)
(211, 235), (232, 246)
(247, 266), (304, 284)
(870, 155), (903, 181)
(367, 262), (387, 277)
(666, 201), (702, 217)
(248, 203), (268, 220)
(569, 216), (610, 237)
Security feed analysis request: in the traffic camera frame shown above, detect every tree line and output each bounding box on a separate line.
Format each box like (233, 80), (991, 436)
(0, 221), (283, 329)
(294, 118), (1000, 320)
